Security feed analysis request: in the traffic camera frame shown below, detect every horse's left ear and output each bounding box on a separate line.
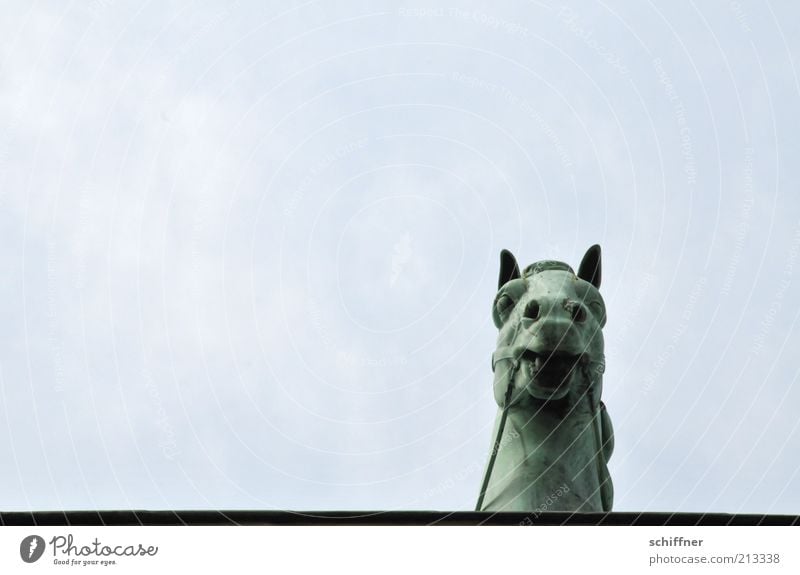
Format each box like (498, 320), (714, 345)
(498, 249), (521, 289)
(578, 244), (602, 289)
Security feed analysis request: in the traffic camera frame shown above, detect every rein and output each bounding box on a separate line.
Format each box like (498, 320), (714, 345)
(581, 358), (612, 512)
(475, 346), (519, 511)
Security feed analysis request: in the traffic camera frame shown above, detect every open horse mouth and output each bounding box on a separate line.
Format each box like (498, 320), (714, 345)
(519, 349), (583, 399)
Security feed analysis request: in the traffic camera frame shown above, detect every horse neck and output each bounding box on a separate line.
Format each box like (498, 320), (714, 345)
(484, 379), (606, 512)
(508, 389), (599, 459)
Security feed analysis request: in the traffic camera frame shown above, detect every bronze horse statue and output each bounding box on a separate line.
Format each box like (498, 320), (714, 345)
(476, 245), (613, 513)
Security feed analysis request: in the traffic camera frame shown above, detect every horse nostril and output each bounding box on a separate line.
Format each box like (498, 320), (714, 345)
(524, 300), (540, 321)
(571, 304), (587, 323)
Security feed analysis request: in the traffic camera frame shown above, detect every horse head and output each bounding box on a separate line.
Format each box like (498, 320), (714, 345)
(478, 244), (613, 513)
(491, 245), (606, 408)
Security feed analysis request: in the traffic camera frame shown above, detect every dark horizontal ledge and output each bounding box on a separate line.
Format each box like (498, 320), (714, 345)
(1, 510), (798, 526)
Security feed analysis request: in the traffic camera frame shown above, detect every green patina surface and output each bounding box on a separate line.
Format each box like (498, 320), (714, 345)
(477, 245), (614, 513)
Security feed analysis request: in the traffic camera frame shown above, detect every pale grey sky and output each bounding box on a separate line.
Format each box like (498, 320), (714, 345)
(1, 0), (799, 513)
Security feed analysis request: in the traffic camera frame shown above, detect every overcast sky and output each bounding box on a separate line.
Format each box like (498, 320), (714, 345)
(1, 0), (799, 514)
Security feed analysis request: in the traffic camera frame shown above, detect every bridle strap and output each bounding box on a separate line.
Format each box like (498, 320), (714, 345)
(491, 346), (520, 372)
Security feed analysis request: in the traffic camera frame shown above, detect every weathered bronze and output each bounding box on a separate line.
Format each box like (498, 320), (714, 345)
(477, 245), (613, 512)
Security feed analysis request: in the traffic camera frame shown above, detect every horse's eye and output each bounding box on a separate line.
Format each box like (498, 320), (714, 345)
(496, 294), (514, 315)
(589, 301), (606, 325)
(493, 293), (516, 327)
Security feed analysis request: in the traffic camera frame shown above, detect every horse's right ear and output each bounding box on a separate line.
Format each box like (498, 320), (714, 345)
(498, 249), (521, 289)
(578, 244), (602, 289)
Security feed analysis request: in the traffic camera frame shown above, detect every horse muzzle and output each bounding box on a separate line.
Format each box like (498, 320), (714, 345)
(517, 349), (586, 400)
